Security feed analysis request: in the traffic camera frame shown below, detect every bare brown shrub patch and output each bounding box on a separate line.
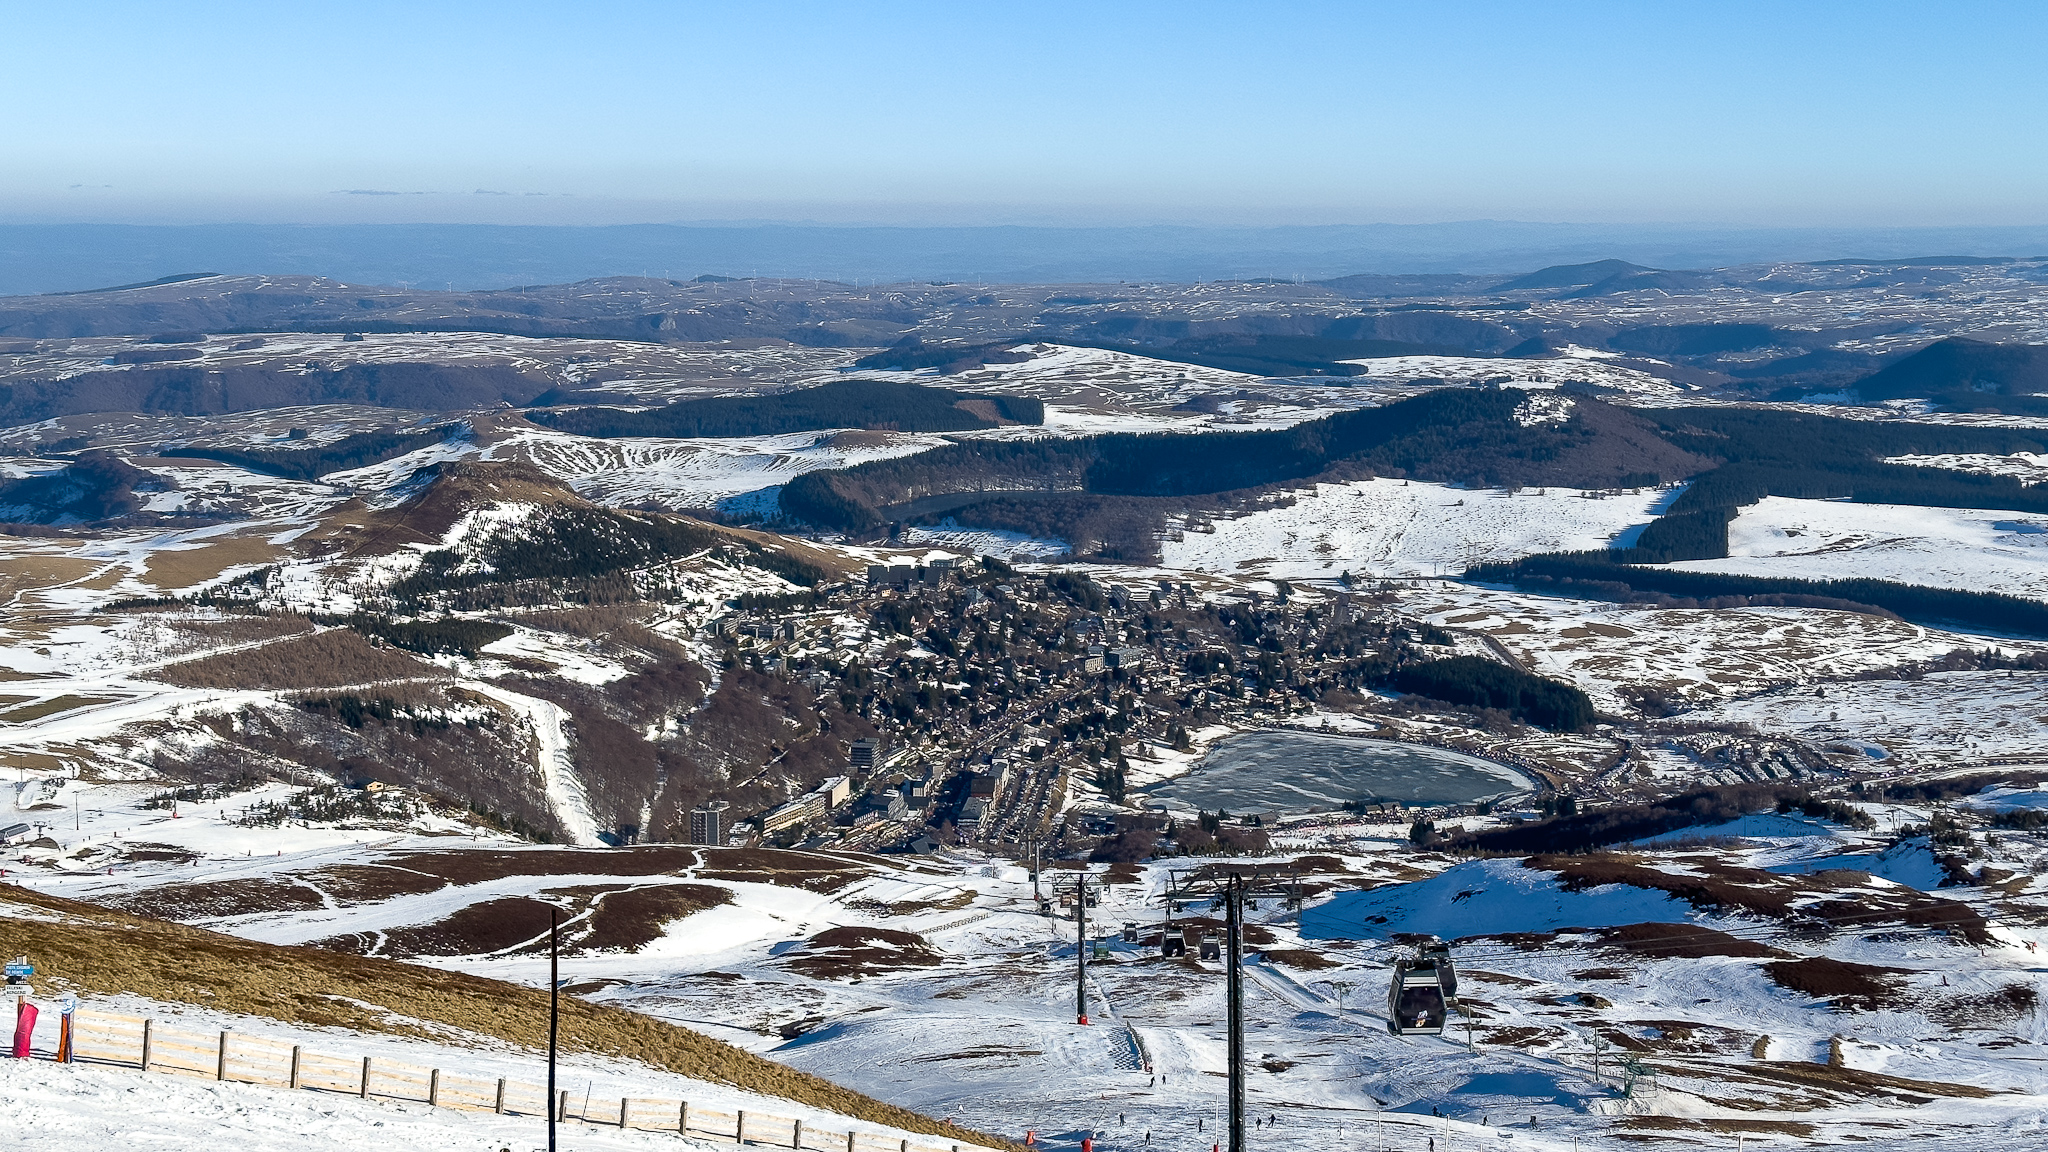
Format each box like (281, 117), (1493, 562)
(783, 927), (942, 979)
(155, 629), (444, 690)
(1763, 957), (1907, 1010)
(1260, 948), (1337, 971)
(577, 884), (731, 953)
(1594, 921), (1789, 960)
(379, 896), (558, 957)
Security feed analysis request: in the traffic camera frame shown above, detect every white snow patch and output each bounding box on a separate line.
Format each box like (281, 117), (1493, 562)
(1157, 479), (1673, 581)
(1666, 496), (2048, 601)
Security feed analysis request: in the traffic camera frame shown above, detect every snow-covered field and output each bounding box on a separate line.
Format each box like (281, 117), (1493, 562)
(1886, 452), (2048, 484)
(898, 520), (1070, 561)
(1, 1058), (735, 1152)
(1156, 479), (1677, 580)
(1690, 669), (2048, 772)
(1667, 496), (2048, 601)
(862, 343), (1382, 437)
(1404, 586), (2040, 713)
(487, 426), (955, 511)
(1340, 350), (1692, 400)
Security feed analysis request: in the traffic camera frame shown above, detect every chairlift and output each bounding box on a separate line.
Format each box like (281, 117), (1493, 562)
(1386, 948), (1450, 1036)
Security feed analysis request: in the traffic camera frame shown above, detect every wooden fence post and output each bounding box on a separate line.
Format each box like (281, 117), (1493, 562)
(845, 1131), (855, 1152)
(216, 1031), (230, 1081)
(289, 1045), (302, 1090)
(678, 1101), (689, 1135)
(794, 1118), (803, 1149)
(360, 1057), (372, 1098)
(139, 1020), (152, 1072)
(619, 1097), (630, 1128)
(557, 1089), (569, 1121)
(494, 1078), (507, 1114)
(428, 1068), (440, 1107)
(738, 1110), (747, 1145)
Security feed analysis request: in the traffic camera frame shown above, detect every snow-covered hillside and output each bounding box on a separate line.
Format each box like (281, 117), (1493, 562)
(1667, 496), (2048, 600)
(1156, 479), (1675, 581)
(1341, 350), (1691, 400)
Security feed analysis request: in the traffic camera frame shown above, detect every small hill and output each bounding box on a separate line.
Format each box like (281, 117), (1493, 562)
(1608, 323), (1790, 358)
(1566, 269), (1719, 298)
(1491, 259), (1654, 291)
(339, 459), (589, 547)
(783, 387), (1714, 555)
(0, 451), (166, 524)
(1850, 337), (2048, 401)
(0, 362), (552, 424)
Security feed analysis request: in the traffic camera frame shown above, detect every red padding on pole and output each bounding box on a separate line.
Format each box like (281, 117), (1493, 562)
(12, 1002), (37, 1058)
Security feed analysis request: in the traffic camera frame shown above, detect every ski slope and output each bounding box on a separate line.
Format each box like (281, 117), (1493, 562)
(1156, 479), (1675, 581)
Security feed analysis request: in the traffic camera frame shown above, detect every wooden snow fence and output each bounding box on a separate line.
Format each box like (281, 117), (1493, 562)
(65, 1010), (997, 1152)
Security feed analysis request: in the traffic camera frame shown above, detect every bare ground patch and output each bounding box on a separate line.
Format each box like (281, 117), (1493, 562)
(576, 883), (732, 953)
(783, 927), (943, 979)
(1762, 957), (1908, 1010)
(0, 694), (119, 723)
(141, 535), (281, 590)
(102, 877), (326, 920)
(1594, 921), (1789, 960)
(377, 896), (559, 957)
(154, 628), (446, 690)
(1260, 948), (1338, 971)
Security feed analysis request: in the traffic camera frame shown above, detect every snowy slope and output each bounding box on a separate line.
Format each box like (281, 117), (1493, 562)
(1406, 586), (2018, 711)
(1666, 496), (2048, 601)
(1156, 479), (1674, 580)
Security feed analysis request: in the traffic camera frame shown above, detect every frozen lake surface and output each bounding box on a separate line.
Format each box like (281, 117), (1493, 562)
(1147, 729), (1535, 814)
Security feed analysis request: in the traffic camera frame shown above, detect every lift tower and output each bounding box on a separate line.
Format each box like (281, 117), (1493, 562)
(1161, 865), (1304, 1152)
(1055, 872), (1101, 1025)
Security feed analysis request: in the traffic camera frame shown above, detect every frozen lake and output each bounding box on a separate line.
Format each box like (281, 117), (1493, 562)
(1146, 730), (1535, 814)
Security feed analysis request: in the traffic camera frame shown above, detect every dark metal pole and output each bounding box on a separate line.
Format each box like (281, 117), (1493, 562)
(548, 908), (559, 1152)
(1226, 876), (1245, 1152)
(1076, 876), (1089, 1025)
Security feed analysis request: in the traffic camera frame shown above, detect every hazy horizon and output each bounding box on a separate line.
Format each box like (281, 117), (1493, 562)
(7, 219), (2048, 296)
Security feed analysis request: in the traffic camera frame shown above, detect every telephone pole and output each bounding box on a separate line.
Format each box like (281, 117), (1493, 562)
(1225, 875), (1245, 1152)
(548, 908), (559, 1152)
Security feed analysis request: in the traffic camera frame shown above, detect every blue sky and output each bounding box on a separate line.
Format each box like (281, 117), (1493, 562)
(6, 0), (2044, 227)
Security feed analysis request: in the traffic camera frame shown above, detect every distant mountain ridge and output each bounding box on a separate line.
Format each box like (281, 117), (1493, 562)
(9, 221), (2048, 293)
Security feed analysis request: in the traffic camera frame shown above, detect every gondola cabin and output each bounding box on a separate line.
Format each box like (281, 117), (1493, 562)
(1386, 956), (1449, 1035)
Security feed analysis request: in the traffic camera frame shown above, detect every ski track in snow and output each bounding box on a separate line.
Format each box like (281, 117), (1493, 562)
(468, 680), (599, 847)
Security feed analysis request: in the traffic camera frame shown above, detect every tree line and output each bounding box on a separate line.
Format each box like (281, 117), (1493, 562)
(535, 379), (1042, 439)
